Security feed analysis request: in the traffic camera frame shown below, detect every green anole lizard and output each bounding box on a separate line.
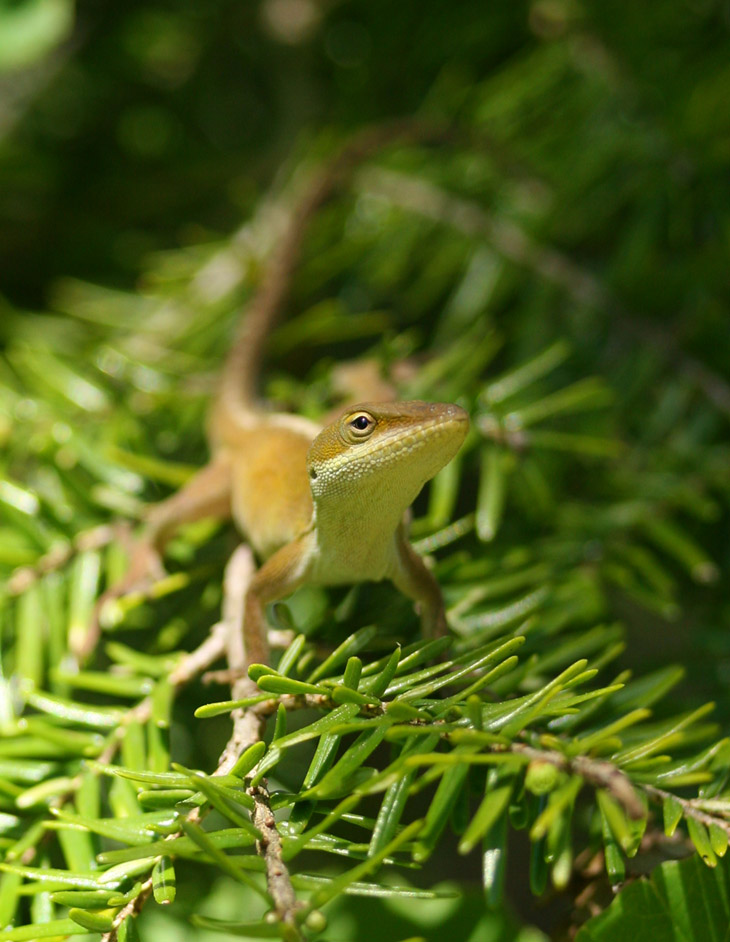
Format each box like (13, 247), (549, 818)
(81, 122), (469, 671)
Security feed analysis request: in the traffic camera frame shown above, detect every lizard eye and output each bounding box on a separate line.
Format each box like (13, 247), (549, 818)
(345, 411), (376, 441)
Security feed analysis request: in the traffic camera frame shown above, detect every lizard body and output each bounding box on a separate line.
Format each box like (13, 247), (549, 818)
(86, 122), (468, 669)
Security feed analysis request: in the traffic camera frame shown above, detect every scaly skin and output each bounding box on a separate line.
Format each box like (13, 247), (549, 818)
(81, 122), (468, 670)
(134, 399), (468, 668)
(236, 401), (469, 665)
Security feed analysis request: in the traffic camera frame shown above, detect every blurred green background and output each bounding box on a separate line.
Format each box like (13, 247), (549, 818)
(3, 0), (729, 681)
(3, 0), (727, 324)
(1, 0), (730, 938)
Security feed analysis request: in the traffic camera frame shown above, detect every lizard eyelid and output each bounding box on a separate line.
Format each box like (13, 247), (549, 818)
(344, 411), (376, 441)
(340, 412), (377, 445)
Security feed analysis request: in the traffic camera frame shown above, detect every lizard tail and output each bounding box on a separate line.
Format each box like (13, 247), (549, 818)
(213, 118), (451, 438)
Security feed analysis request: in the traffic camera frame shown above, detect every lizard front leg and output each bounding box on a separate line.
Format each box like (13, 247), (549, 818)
(78, 453), (234, 660)
(389, 524), (448, 639)
(243, 532), (314, 667)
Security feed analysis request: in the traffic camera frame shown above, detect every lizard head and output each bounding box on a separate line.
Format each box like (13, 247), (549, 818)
(306, 400), (469, 513)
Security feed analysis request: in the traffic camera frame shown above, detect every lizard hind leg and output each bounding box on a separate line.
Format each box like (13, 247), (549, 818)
(76, 453), (234, 662)
(143, 452), (234, 557)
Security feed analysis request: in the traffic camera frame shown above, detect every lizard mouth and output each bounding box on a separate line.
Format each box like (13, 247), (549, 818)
(356, 411), (467, 466)
(330, 403), (468, 476)
(307, 400), (469, 488)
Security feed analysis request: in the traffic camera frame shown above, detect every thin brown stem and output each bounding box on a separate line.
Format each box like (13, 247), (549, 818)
(509, 743), (645, 820)
(214, 545), (268, 774)
(250, 784), (303, 936)
(102, 880), (153, 942)
(643, 783), (730, 837)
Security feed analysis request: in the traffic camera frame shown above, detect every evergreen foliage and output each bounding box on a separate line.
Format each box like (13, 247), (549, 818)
(1, 1), (729, 939)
